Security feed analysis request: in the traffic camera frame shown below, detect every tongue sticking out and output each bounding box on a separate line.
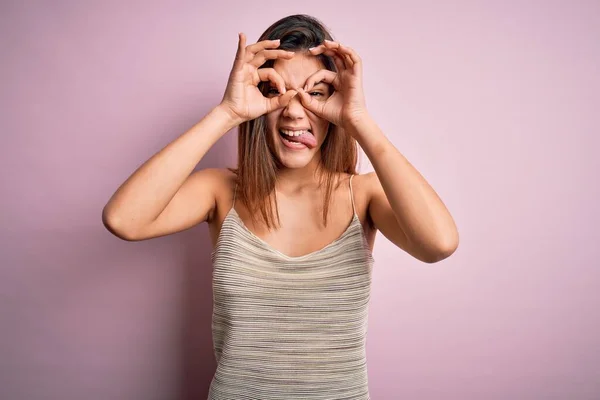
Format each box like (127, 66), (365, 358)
(282, 131), (317, 148)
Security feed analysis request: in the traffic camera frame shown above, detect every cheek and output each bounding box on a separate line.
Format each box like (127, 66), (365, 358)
(266, 111), (282, 132)
(311, 117), (330, 137)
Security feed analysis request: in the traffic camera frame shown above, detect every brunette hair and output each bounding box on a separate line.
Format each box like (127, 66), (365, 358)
(229, 14), (359, 230)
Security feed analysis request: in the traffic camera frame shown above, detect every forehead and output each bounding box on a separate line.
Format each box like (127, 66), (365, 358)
(272, 54), (324, 88)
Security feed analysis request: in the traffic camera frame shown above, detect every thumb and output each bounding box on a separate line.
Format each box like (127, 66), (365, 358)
(297, 88), (322, 116)
(266, 89), (297, 112)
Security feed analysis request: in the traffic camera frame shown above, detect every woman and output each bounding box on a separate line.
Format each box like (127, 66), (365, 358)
(103, 14), (458, 400)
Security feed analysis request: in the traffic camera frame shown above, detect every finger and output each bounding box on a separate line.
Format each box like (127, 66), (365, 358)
(336, 43), (362, 66)
(308, 45), (330, 56)
(323, 39), (341, 49)
(257, 68), (286, 94)
(331, 44), (358, 71)
(322, 40), (349, 61)
(343, 54), (354, 71)
(250, 49), (295, 67)
(266, 89), (297, 113)
(309, 46), (347, 71)
(235, 32), (247, 63)
(296, 88), (324, 116)
(329, 52), (346, 72)
(246, 38), (282, 55)
(303, 69), (339, 91)
(322, 42), (354, 69)
(313, 41), (358, 70)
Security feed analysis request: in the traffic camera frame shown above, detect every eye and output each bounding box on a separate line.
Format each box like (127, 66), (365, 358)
(267, 87), (280, 96)
(309, 91), (323, 97)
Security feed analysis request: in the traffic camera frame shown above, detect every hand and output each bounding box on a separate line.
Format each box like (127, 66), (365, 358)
(219, 33), (299, 125)
(296, 40), (368, 133)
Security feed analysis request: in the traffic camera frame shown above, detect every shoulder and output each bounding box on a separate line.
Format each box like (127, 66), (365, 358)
(357, 171), (387, 212)
(188, 167), (236, 189)
(354, 170), (381, 220)
(350, 171), (377, 197)
(348, 171), (378, 228)
(189, 167), (237, 222)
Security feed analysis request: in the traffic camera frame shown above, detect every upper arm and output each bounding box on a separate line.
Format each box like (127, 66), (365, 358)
(365, 172), (435, 263)
(122, 168), (229, 241)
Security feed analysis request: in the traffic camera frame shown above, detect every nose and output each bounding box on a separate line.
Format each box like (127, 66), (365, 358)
(282, 92), (307, 119)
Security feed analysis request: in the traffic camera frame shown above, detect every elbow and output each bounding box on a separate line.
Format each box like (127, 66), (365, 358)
(102, 207), (140, 241)
(425, 234), (459, 264)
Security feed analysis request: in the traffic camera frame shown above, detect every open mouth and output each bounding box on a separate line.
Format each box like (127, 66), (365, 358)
(278, 129), (315, 149)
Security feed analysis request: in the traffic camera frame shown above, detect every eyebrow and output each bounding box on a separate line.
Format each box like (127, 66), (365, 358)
(289, 81), (330, 89)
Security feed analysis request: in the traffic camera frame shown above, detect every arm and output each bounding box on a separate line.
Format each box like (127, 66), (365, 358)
(101, 106), (237, 241)
(350, 116), (459, 263)
(102, 33), (297, 241)
(278, 38), (458, 262)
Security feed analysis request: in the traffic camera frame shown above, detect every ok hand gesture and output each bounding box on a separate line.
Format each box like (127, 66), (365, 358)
(220, 33), (298, 125)
(296, 40), (368, 134)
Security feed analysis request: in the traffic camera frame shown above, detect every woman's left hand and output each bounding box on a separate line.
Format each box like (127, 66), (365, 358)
(296, 40), (369, 134)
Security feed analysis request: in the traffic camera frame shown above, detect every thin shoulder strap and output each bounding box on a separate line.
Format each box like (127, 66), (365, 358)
(232, 182), (238, 209)
(349, 174), (357, 215)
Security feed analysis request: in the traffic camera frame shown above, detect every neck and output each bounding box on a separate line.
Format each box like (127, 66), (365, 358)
(275, 154), (323, 192)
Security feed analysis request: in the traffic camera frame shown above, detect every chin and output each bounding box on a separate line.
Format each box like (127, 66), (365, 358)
(277, 154), (315, 169)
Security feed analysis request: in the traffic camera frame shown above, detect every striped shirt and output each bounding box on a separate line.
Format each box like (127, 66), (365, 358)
(208, 174), (374, 399)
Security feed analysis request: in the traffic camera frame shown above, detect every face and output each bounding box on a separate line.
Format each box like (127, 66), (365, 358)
(265, 53), (332, 169)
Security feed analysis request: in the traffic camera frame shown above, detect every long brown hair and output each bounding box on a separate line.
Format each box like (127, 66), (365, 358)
(228, 14), (359, 230)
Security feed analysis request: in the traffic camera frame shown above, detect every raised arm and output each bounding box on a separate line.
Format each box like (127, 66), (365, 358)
(102, 32), (298, 241)
(101, 106), (237, 241)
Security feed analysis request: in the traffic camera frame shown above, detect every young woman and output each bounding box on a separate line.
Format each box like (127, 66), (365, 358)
(103, 14), (458, 400)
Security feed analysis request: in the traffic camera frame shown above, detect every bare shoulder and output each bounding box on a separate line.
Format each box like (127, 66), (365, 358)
(350, 171), (377, 199)
(186, 167), (234, 192)
(196, 166), (236, 187)
(348, 171), (377, 230)
(358, 171), (385, 210)
(194, 167), (237, 222)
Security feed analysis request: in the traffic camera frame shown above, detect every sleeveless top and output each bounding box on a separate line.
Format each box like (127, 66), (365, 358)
(208, 174), (375, 400)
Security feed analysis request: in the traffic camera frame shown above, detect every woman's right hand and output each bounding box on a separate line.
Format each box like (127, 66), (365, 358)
(219, 33), (298, 125)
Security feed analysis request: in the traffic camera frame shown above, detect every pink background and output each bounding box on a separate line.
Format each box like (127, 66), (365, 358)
(2, 1), (599, 399)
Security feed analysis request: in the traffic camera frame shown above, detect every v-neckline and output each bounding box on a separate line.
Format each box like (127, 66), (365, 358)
(226, 207), (361, 261)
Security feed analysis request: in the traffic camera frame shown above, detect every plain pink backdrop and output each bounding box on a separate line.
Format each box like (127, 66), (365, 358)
(2, 1), (599, 399)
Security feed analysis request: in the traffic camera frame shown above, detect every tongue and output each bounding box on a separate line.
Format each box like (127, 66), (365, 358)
(285, 131), (317, 148)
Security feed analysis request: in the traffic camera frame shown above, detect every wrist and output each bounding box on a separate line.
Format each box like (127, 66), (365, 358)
(214, 104), (243, 131)
(345, 112), (374, 136)
(347, 114), (389, 157)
